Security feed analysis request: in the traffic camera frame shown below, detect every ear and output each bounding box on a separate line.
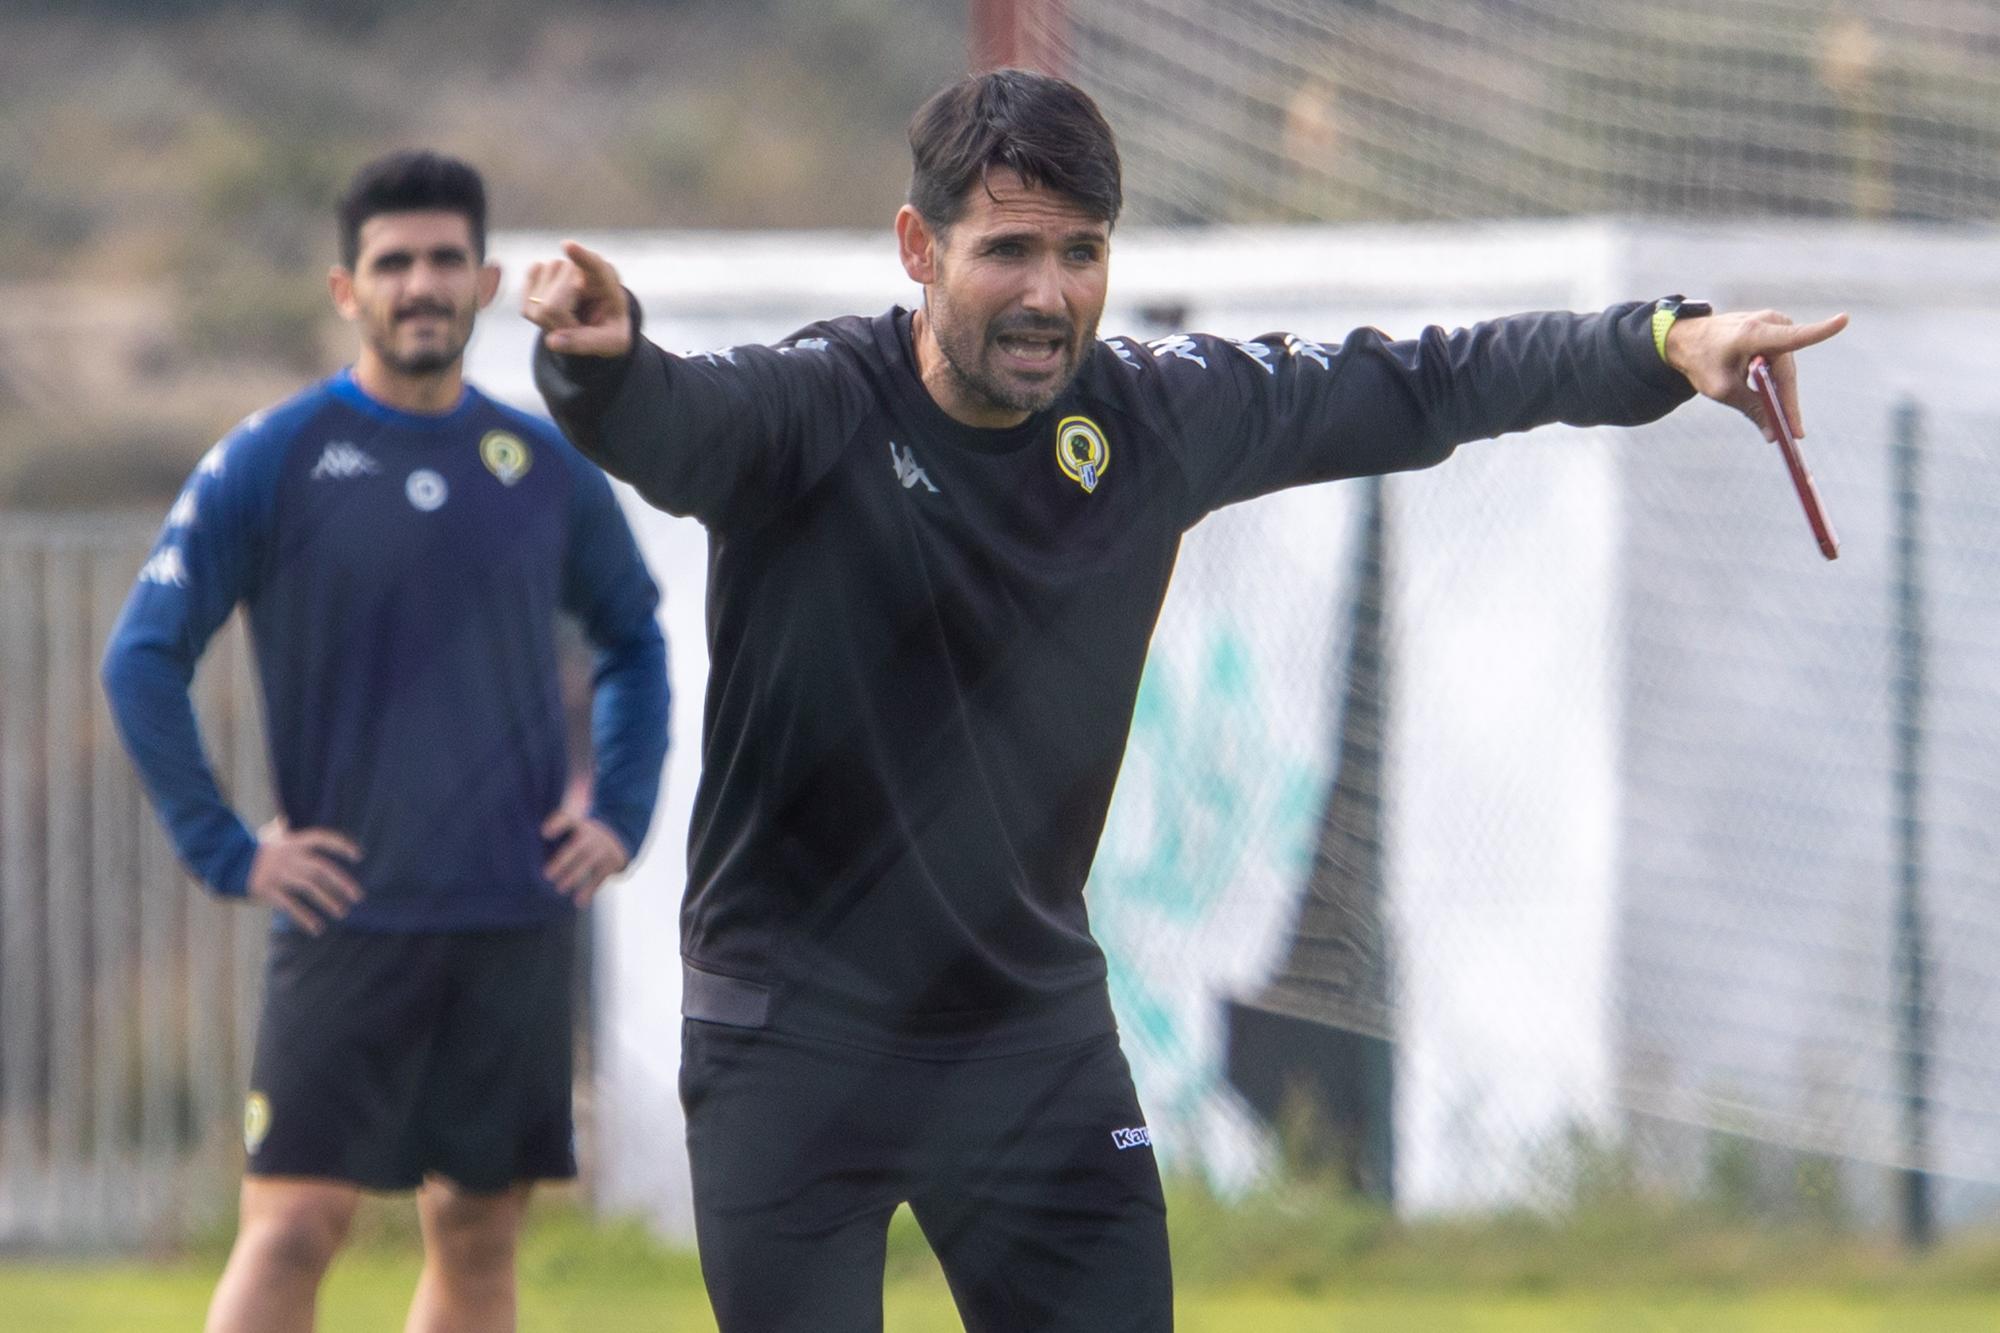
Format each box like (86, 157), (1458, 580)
(896, 205), (939, 286)
(476, 261), (502, 310)
(328, 266), (359, 321)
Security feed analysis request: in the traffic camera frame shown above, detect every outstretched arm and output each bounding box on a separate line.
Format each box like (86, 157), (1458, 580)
(1151, 299), (1847, 524)
(523, 241), (871, 529)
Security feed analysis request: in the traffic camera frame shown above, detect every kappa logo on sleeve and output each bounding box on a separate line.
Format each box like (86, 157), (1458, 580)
(1111, 1125), (1153, 1151)
(1283, 334), (1332, 369)
(139, 546), (188, 587)
(1224, 338), (1279, 376)
(1145, 335), (1207, 368)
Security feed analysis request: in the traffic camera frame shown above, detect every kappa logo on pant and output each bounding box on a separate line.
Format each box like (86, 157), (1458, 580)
(1110, 1125), (1152, 1151)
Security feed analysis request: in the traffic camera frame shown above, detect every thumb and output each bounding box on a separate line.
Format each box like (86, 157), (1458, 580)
(547, 324), (630, 358)
(542, 809), (576, 839)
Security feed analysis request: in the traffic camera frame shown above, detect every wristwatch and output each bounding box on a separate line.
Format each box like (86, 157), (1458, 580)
(1651, 294), (1713, 363)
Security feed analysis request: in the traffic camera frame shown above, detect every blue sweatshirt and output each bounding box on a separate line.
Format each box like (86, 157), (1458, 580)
(102, 369), (670, 932)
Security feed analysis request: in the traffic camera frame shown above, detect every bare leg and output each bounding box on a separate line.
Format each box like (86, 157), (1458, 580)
(205, 1178), (362, 1333)
(403, 1177), (533, 1333)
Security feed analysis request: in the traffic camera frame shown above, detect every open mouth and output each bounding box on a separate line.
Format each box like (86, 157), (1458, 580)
(993, 331), (1067, 373)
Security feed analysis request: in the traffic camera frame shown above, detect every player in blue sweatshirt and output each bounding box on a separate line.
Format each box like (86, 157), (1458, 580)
(101, 152), (668, 1333)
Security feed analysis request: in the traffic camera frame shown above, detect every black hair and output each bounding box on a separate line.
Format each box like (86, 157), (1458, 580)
(336, 150), (487, 268)
(907, 69), (1122, 232)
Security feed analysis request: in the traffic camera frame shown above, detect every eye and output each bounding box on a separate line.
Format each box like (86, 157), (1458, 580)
(1067, 244), (1102, 263)
(987, 240), (1027, 258)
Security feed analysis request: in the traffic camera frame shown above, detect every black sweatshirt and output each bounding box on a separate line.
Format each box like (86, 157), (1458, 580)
(536, 300), (1693, 1056)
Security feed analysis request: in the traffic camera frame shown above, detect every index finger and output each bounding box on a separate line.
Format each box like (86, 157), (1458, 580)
(300, 856), (365, 907)
(272, 890), (326, 936)
(295, 828), (363, 862)
(1754, 312), (1848, 357)
(561, 240), (619, 292)
(292, 867), (360, 921)
(545, 840), (592, 894)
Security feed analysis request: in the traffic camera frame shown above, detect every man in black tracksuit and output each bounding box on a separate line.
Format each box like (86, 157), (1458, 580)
(524, 69), (1845, 1333)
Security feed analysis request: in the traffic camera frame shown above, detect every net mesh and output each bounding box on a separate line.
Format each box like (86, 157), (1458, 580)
(1036, 0), (2000, 1228)
(1047, 0), (2000, 226)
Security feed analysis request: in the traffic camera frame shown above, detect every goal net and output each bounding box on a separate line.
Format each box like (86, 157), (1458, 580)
(1009, 0), (2000, 1232)
(1045, 0), (2000, 227)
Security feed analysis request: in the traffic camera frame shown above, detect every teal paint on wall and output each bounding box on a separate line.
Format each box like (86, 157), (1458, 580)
(1091, 625), (1328, 1179)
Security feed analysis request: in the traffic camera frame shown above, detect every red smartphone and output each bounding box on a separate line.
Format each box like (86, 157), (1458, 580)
(1747, 354), (1839, 561)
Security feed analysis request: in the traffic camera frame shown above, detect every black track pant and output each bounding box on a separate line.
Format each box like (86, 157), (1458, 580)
(680, 1021), (1172, 1332)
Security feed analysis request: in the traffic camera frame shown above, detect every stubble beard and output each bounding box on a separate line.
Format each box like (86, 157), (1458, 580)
(370, 306), (473, 378)
(928, 289), (1095, 418)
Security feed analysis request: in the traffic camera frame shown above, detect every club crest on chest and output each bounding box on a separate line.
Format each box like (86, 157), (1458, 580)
(1056, 416), (1109, 493)
(481, 430), (532, 485)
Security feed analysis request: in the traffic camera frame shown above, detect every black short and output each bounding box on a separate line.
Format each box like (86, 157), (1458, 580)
(244, 919), (577, 1193)
(681, 1021), (1172, 1333)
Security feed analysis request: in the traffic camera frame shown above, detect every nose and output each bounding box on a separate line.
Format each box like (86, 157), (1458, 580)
(1020, 254), (1063, 317)
(405, 258), (448, 301)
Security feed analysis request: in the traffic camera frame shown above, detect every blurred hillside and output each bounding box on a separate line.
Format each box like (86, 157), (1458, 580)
(23, 1), (1998, 515)
(0, 0), (964, 509)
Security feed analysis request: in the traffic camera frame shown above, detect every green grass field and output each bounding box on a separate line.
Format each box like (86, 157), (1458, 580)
(10, 1185), (2000, 1331)
(8, 1259), (2000, 1333)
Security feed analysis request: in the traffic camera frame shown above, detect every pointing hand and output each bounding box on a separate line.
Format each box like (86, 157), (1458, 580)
(522, 240), (633, 359)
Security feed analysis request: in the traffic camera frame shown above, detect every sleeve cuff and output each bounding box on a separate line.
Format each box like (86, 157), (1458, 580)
(1617, 300), (1699, 404)
(203, 817), (261, 898)
(588, 805), (643, 863)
